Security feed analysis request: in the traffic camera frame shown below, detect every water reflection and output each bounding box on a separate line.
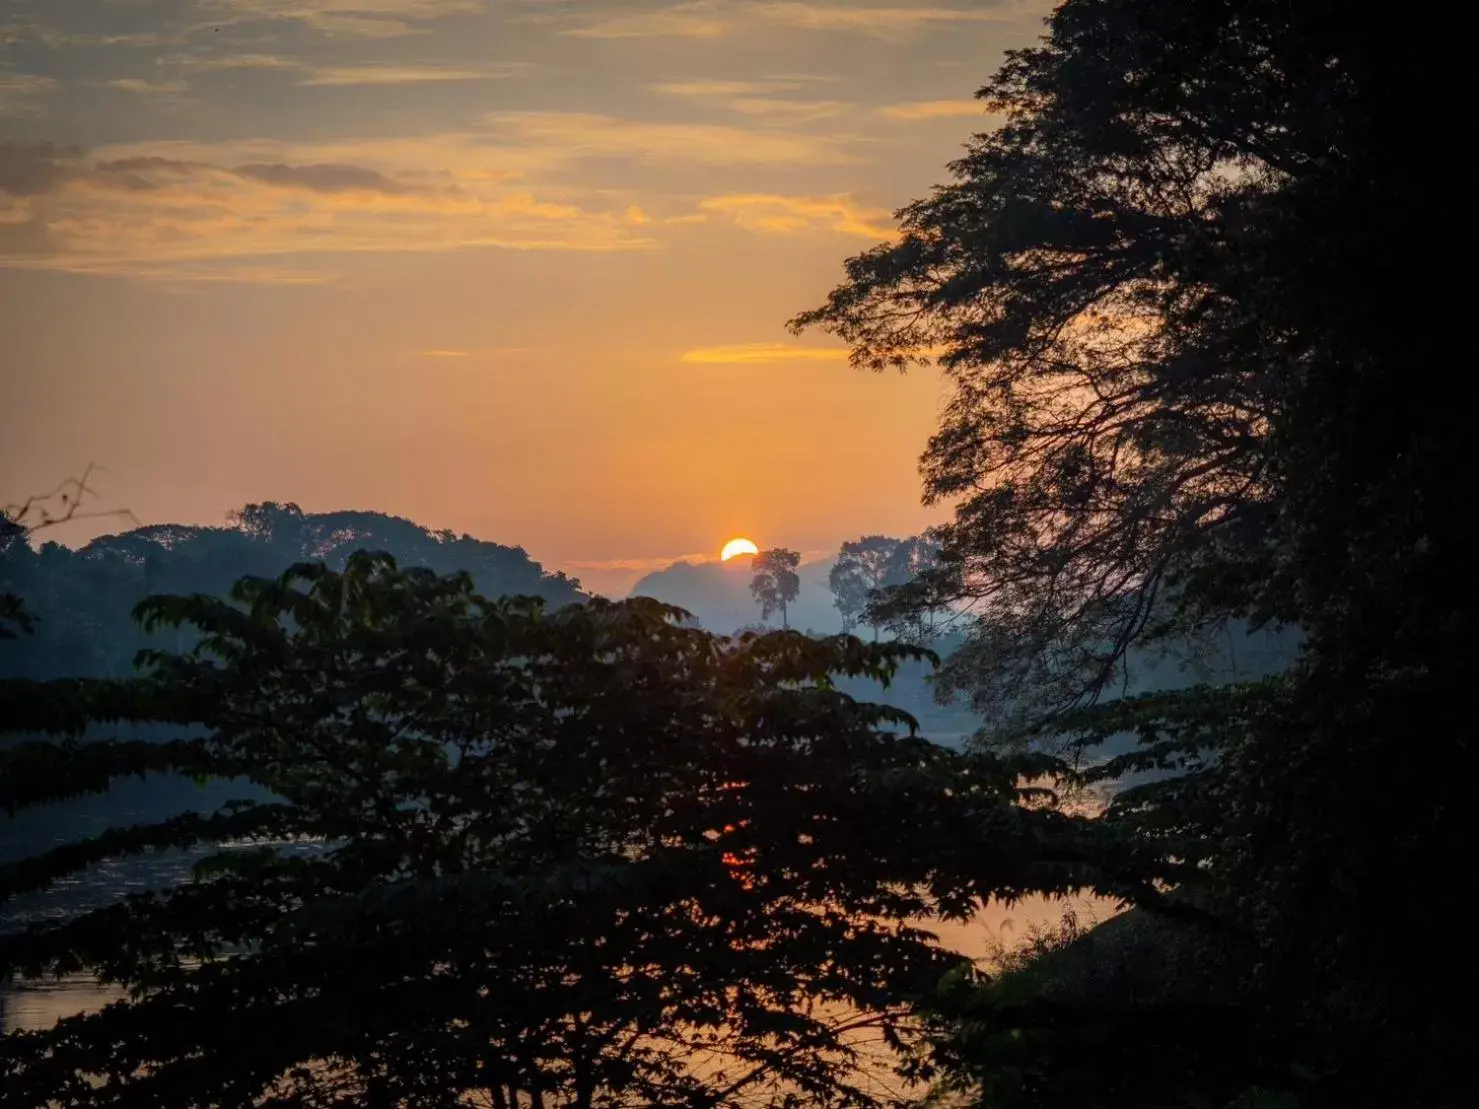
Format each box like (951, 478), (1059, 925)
(2, 894), (1110, 1034)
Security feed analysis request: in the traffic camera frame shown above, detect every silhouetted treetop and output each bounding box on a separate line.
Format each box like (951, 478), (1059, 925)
(791, 0), (1446, 728)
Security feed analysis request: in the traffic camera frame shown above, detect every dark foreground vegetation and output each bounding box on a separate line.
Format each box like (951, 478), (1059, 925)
(2, 0), (1466, 1106)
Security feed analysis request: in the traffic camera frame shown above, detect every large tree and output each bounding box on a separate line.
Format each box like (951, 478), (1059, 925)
(1, 555), (1161, 1108)
(793, 0), (1465, 1102)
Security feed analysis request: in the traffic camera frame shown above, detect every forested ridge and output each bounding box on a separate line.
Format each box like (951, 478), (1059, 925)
(1, 1), (1466, 1106)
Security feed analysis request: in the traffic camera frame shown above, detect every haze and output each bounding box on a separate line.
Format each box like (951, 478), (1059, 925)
(1, 0), (1051, 593)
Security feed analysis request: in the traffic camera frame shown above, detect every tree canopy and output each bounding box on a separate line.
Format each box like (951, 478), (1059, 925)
(794, 0), (1467, 1103)
(1, 555), (1160, 1109)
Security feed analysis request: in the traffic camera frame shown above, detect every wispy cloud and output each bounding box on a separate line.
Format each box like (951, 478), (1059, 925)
(680, 342), (851, 364)
(698, 193), (895, 238)
(108, 79), (190, 96)
(757, 2), (1018, 37)
(201, 0), (484, 38)
(161, 53), (303, 72)
(649, 79), (848, 123)
(876, 98), (991, 120)
(564, 2), (729, 39)
(0, 137), (657, 282)
(648, 79), (807, 97)
(483, 111), (860, 167)
(301, 64), (525, 86)
(566, 1), (1017, 41)
(0, 74), (58, 117)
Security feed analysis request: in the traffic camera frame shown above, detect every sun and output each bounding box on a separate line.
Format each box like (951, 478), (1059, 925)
(720, 537), (760, 561)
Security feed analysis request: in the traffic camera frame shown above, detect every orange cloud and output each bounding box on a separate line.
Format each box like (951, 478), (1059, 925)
(483, 111), (860, 167)
(565, 1), (1016, 40)
(0, 138), (657, 282)
(876, 99), (994, 121)
(757, 2), (1017, 36)
(108, 79), (189, 96)
(564, 3), (729, 39)
(680, 343), (851, 364)
(698, 193), (896, 239)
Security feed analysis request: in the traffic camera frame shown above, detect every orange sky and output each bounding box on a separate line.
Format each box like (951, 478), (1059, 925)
(1, 1), (1050, 595)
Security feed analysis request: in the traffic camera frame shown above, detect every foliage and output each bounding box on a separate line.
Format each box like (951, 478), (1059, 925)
(795, 0), (1465, 1103)
(0, 500), (583, 681)
(0, 555), (1167, 1109)
(827, 536), (943, 644)
(748, 548), (801, 629)
(827, 537), (897, 638)
(867, 537), (944, 646)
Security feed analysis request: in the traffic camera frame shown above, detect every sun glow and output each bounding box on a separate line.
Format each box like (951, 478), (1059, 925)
(720, 537), (760, 561)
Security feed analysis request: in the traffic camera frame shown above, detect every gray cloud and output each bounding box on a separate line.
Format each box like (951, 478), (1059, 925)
(0, 142), (84, 196)
(234, 161), (416, 194)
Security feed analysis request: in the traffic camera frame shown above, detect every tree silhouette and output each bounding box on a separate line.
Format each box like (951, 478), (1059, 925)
(0, 557), (1161, 1108)
(827, 536), (899, 639)
(748, 548), (800, 628)
(794, 0), (1467, 1102)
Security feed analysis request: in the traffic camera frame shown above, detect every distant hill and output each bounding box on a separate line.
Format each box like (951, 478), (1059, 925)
(629, 554), (844, 635)
(0, 501), (584, 681)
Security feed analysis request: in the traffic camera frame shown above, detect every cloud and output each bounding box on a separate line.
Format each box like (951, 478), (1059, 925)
(483, 111), (859, 167)
(201, 0), (484, 37)
(422, 348), (471, 357)
(876, 98), (992, 120)
(0, 137), (657, 282)
(564, 2), (729, 39)
(0, 142), (83, 196)
(648, 79), (806, 97)
(234, 161), (417, 193)
(108, 79), (190, 96)
(162, 53), (302, 72)
(649, 80), (848, 123)
(0, 74), (58, 117)
(680, 342), (851, 364)
(300, 64), (524, 86)
(698, 193), (895, 238)
(723, 97), (849, 122)
(756, 2), (1017, 37)
(566, 1), (1018, 41)
(0, 22), (189, 48)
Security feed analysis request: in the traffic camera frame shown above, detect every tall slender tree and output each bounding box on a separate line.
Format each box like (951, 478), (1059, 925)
(749, 548), (801, 629)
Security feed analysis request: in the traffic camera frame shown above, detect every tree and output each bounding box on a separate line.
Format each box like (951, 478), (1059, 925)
(793, 0), (1466, 1102)
(748, 547), (800, 629)
(827, 537), (899, 639)
(870, 536), (944, 646)
(2, 555), (1171, 1109)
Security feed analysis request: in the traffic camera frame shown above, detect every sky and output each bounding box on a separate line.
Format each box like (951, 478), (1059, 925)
(1, 0), (1050, 595)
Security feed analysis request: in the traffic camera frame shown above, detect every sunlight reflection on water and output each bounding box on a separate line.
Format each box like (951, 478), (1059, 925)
(1, 894), (1111, 1034)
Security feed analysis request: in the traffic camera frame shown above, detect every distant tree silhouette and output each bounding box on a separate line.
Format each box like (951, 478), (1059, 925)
(748, 548), (800, 628)
(827, 536), (899, 639)
(870, 535), (944, 644)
